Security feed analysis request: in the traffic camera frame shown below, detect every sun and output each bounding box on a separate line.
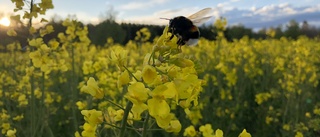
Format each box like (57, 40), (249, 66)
(0, 17), (11, 27)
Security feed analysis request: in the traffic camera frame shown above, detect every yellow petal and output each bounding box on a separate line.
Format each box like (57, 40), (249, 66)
(238, 129), (251, 137)
(165, 120), (182, 133)
(147, 98), (170, 117)
(117, 70), (131, 87)
(142, 65), (157, 84)
(7, 29), (17, 36)
(125, 82), (149, 103)
(215, 129), (224, 137)
(131, 103), (148, 120)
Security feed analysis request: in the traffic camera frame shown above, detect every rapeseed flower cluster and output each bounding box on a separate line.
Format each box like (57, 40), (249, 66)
(80, 109), (103, 136)
(3, 0), (320, 136)
(79, 26), (205, 135)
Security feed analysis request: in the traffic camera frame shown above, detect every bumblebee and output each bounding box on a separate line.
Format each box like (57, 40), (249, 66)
(162, 8), (212, 46)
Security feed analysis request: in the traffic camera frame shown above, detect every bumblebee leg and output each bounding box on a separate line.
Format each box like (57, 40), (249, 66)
(169, 34), (174, 40)
(175, 39), (183, 52)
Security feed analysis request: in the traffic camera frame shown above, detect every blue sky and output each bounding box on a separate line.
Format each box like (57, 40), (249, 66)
(1, 0), (320, 29)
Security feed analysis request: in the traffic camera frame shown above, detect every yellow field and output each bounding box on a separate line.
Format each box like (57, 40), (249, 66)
(1, 1), (320, 137)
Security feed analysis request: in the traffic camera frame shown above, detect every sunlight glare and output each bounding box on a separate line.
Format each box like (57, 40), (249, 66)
(0, 17), (11, 27)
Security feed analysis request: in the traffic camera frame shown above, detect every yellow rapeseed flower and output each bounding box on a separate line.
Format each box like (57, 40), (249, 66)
(29, 27), (36, 34)
(40, 25), (54, 37)
(186, 109), (203, 125)
(265, 116), (273, 124)
(12, 0), (24, 9)
(125, 82), (149, 104)
(305, 112), (311, 118)
(171, 58), (194, 68)
(165, 120), (182, 133)
(39, 0), (54, 9)
(199, 124), (214, 137)
(110, 48), (128, 70)
(183, 125), (197, 137)
(142, 65), (157, 84)
(1, 123), (10, 134)
(131, 103), (148, 120)
(76, 101), (87, 110)
(282, 124), (290, 131)
(17, 94), (28, 106)
(147, 98), (170, 120)
(74, 131), (81, 137)
(255, 92), (272, 105)
(48, 39), (59, 49)
(117, 70), (131, 87)
(29, 38), (44, 47)
(215, 129), (224, 137)
(104, 107), (117, 128)
(7, 29), (17, 36)
(82, 61), (94, 75)
(44, 93), (54, 106)
(153, 113), (174, 129)
(114, 109), (124, 122)
(12, 114), (24, 121)
(148, 83), (178, 128)
(238, 129), (251, 137)
(81, 77), (104, 99)
(6, 128), (16, 137)
(81, 109), (103, 125)
(81, 123), (96, 137)
(29, 50), (42, 68)
(295, 132), (304, 137)
(313, 108), (320, 115)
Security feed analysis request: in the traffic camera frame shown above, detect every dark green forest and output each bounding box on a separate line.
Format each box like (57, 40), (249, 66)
(1, 18), (320, 50)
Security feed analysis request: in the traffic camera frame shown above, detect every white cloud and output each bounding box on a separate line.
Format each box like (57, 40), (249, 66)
(254, 4), (276, 16)
(217, 3), (227, 8)
(220, 3), (320, 29)
(45, 10), (100, 24)
(0, 1), (15, 15)
(119, 0), (170, 10)
(119, 7), (215, 25)
(278, 3), (289, 8)
(250, 6), (256, 11)
(282, 7), (296, 14)
(303, 4), (320, 12)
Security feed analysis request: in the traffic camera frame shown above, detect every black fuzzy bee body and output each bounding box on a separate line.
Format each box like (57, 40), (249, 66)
(168, 16), (200, 46)
(163, 8), (212, 47)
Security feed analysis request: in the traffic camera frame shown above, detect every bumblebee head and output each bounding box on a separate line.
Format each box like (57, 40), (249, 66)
(160, 17), (173, 27)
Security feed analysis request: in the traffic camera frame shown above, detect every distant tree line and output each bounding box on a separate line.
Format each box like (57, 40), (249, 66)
(86, 19), (320, 45)
(1, 18), (319, 50)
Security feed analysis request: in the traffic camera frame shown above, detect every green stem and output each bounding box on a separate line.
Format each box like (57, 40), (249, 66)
(148, 51), (155, 66)
(142, 113), (150, 137)
(123, 66), (139, 82)
(126, 125), (142, 136)
(118, 101), (133, 137)
(104, 98), (125, 110)
(103, 122), (121, 129)
(30, 71), (35, 137)
(38, 72), (46, 136)
(28, 0), (34, 28)
(145, 129), (163, 131)
(71, 44), (78, 131)
(46, 125), (55, 137)
(28, 1), (36, 136)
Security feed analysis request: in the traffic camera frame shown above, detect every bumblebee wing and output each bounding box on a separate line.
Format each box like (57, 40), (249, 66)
(191, 16), (212, 26)
(187, 8), (212, 20)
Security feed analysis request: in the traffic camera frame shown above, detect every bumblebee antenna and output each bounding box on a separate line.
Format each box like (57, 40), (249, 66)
(160, 17), (171, 20)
